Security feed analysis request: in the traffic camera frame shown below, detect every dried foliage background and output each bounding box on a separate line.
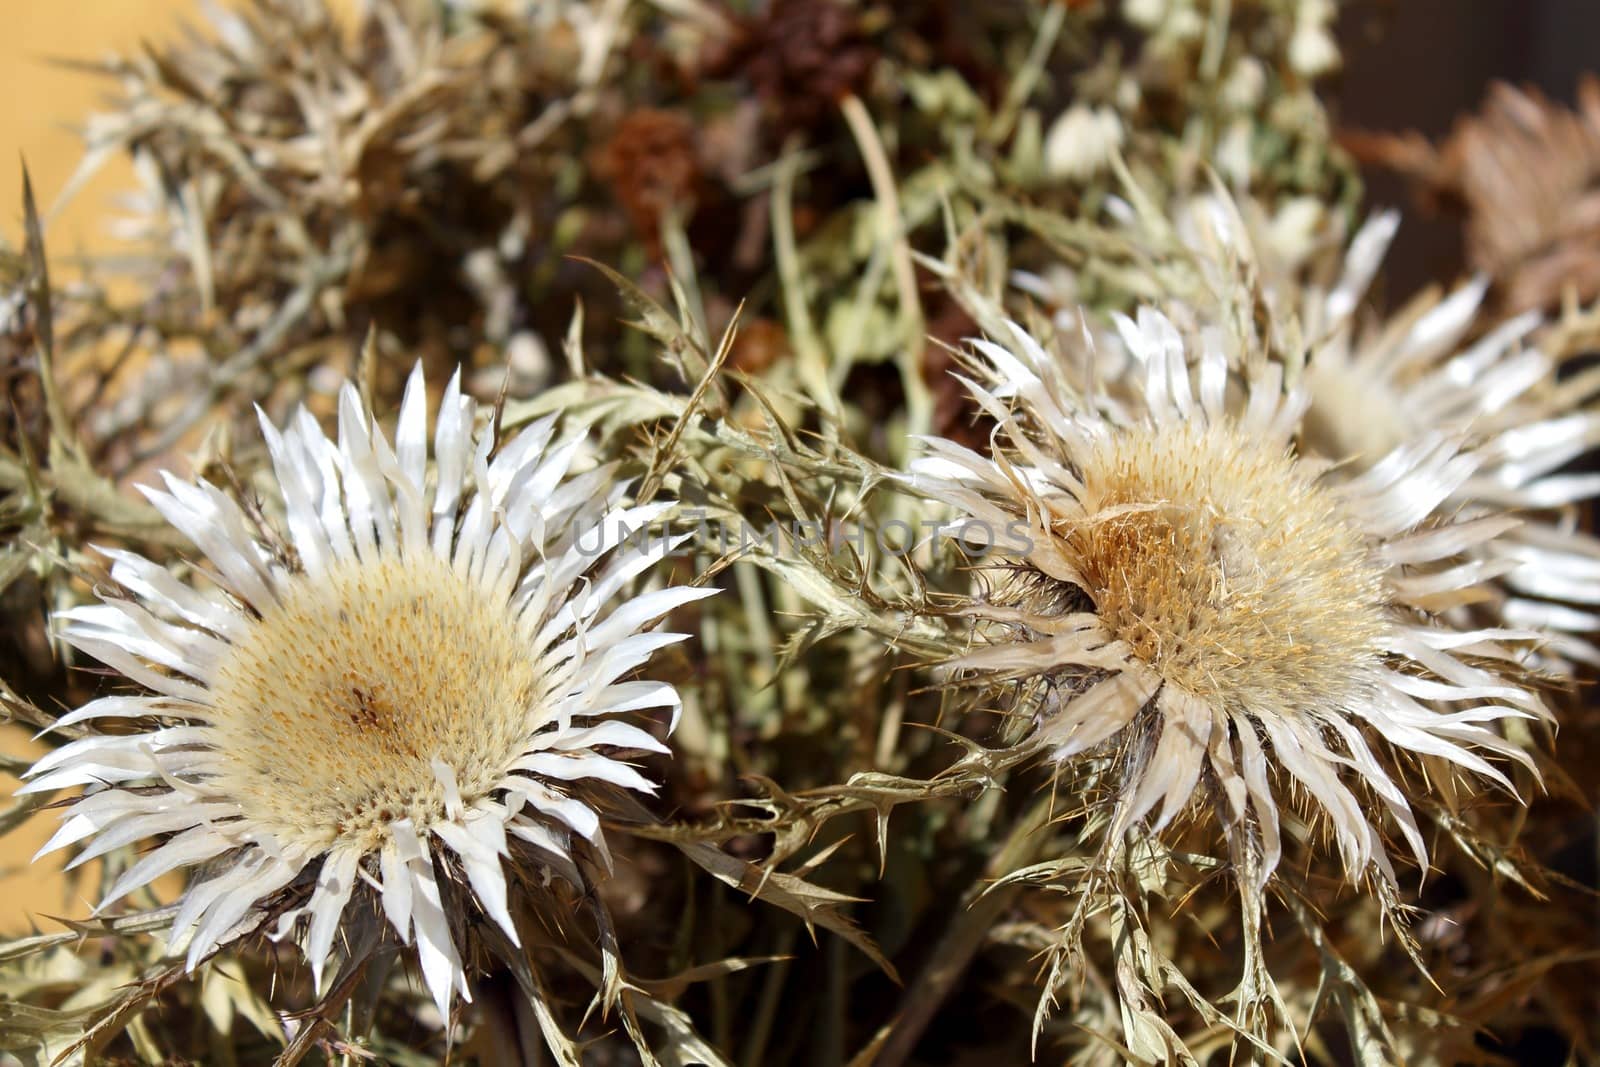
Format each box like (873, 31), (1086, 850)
(0, 0), (204, 936)
(0, 1), (1596, 1065)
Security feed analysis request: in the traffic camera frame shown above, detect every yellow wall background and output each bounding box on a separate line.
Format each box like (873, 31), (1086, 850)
(0, 3), (196, 251)
(0, 0), (199, 933)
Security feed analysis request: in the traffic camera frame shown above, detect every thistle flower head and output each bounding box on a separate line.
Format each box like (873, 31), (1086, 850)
(1160, 191), (1600, 673)
(22, 366), (710, 1019)
(913, 313), (1545, 886)
(1229, 202), (1600, 672)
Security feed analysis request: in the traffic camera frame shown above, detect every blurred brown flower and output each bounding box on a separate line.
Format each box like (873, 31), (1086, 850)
(704, 0), (878, 139)
(726, 316), (790, 375)
(1345, 77), (1600, 314)
(597, 108), (705, 257)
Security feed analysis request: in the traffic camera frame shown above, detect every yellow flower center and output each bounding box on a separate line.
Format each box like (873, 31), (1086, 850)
(209, 551), (538, 854)
(1067, 420), (1388, 710)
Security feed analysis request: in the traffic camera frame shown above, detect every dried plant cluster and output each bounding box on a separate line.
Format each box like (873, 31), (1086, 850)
(0, 1), (1597, 1065)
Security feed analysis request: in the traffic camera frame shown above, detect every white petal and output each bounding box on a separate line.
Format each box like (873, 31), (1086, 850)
(100, 547), (247, 641)
(258, 406), (331, 575)
(578, 586), (718, 659)
(1328, 211), (1399, 326)
(396, 362), (429, 502)
(185, 852), (300, 971)
(143, 475), (278, 610)
(64, 802), (235, 869)
(1260, 717), (1370, 877)
(336, 382), (396, 558)
(503, 779), (601, 842)
(409, 859), (467, 1021)
(305, 848), (362, 992)
(1118, 685), (1212, 835)
(430, 368), (472, 530)
(1232, 716), (1282, 884)
(433, 817), (518, 945)
(570, 683), (683, 732)
(512, 752), (657, 794)
(378, 841), (415, 944)
(102, 824), (236, 906)
(1040, 668), (1159, 757)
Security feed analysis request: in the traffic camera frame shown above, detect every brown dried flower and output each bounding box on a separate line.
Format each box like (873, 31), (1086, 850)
(1346, 77), (1600, 313)
(706, 0), (878, 139)
(597, 109), (705, 257)
(726, 316), (791, 375)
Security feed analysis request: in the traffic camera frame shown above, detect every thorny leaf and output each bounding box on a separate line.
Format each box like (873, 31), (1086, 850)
(633, 955), (789, 1004)
(18, 166), (73, 461)
(636, 767), (998, 875)
(559, 949), (735, 1067)
(571, 256), (717, 386)
(671, 840), (898, 982)
(1289, 894), (1404, 1067)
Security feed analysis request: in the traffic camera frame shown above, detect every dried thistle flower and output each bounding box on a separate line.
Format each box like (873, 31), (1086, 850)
(1185, 193), (1600, 673)
(1301, 226), (1600, 672)
(911, 313), (1546, 889)
(21, 365), (710, 1024)
(1346, 76), (1600, 313)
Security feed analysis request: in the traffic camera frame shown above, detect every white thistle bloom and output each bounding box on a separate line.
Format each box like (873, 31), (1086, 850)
(1177, 193), (1600, 673)
(911, 314), (1546, 887)
(1163, 193), (1600, 672)
(1294, 212), (1600, 670)
(22, 366), (712, 1019)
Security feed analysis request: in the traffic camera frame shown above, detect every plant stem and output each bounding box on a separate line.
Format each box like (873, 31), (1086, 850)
(875, 791), (1056, 1067)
